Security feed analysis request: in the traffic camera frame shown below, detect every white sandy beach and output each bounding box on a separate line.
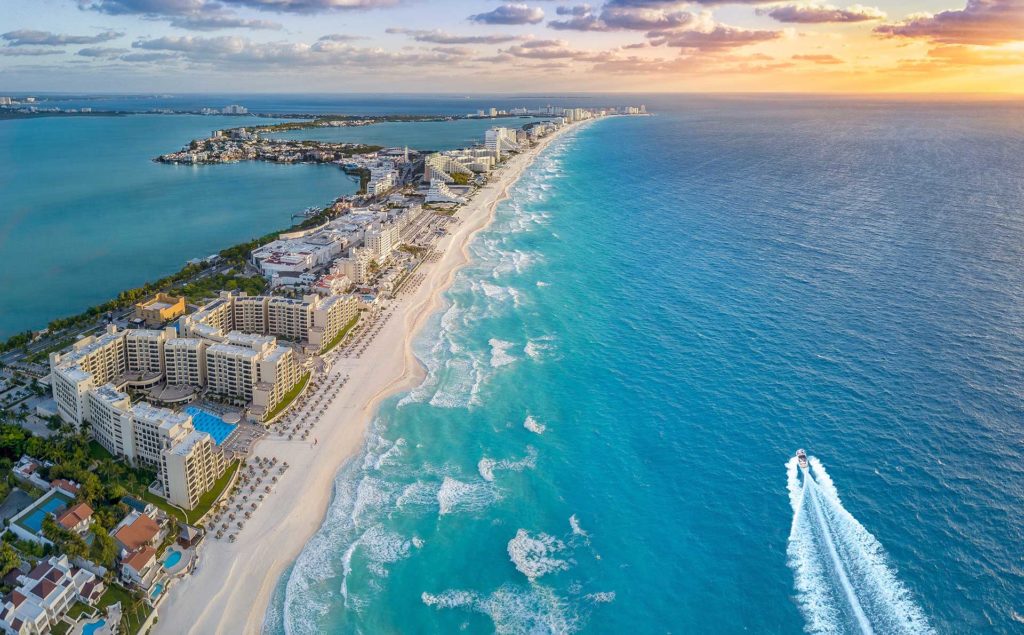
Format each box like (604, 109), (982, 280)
(155, 120), (583, 635)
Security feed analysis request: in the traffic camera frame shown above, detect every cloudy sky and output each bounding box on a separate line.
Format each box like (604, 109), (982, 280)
(2, 0), (1022, 92)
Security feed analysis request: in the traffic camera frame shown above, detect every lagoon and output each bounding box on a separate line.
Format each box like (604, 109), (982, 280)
(0, 114), (358, 338)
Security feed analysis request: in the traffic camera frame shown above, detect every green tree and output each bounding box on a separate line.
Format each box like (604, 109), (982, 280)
(0, 541), (20, 577)
(42, 516), (88, 560)
(89, 522), (118, 567)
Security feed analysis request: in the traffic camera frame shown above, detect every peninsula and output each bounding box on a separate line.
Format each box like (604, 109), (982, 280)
(0, 103), (646, 635)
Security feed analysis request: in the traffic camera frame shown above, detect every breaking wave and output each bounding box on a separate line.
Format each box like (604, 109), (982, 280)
(524, 415), (546, 435)
(507, 529), (570, 581)
(478, 446), (538, 482)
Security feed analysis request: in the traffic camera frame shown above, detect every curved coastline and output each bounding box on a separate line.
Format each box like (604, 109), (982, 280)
(154, 117), (594, 635)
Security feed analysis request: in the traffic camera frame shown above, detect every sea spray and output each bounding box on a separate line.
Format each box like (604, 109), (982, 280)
(477, 446), (538, 482)
(524, 415), (546, 434)
(507, 530), (570, 581)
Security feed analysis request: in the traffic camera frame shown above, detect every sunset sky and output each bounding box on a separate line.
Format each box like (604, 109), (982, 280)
(2, 0), (1022, 93)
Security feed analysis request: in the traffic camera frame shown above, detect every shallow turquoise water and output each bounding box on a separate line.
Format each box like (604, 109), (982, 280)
(266, 99), (1024, 634)
(0, 114), (358, 337)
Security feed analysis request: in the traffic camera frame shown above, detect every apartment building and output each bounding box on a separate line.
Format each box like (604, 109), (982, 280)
(125, 328), (174, 375)
(164, 338), (208, 387)
(309, 294), (359, 351)
(161, 430), (226, 510)
(182, 291), (359, 352)
(365, 223), (400, 262)
(86, 384), (133, 458)
(267, 296), (313, 343)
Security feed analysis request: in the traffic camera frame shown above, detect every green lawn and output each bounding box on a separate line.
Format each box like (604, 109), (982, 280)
(88, 440), (114, 461)
(51, 621), (71, 635)
(98, 583), (150, 635)
(66, 601), (94, 620)
(320, 315), (360, 353)
(265, 372), (310, 421)
(141, 460), (239, 525)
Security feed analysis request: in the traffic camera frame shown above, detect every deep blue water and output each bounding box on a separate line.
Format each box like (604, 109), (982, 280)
(265, 98), (1024, 634)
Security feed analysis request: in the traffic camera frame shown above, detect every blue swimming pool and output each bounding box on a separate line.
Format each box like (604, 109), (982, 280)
(184, 406), (235, 445)
(163, 550), (182, 569)
(82, 618), (105, 635)
(17, 491), (73, 534)
(150, 582), (164, 599)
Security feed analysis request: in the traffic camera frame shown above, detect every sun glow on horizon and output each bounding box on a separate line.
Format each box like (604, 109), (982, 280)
(0, 0), (1022, 93)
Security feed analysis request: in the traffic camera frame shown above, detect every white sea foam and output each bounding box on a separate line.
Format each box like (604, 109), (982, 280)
(536, 280), (550, 287)
(395, 480), (438, 509)
(478, 446), (538, 482)
(787, 455), (934, 634)
(437, 476), (498, 515)
(507, 529), (570, 581)
(569, 514), (589, 539)
(524, 415), (546, 435)
(359, 524), (411, 578)
(489, 338), (517, 368)
(585, 591), (616, 604)
(423, 584), (580, 634)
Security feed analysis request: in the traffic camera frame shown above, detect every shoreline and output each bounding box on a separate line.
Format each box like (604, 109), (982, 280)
(154, 117), (590, 634)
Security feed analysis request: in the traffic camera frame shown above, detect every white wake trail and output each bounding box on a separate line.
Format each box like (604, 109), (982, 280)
(786, 456), (933, 635)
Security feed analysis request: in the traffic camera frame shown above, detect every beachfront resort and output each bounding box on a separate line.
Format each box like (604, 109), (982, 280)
(0, 104), (645, 634)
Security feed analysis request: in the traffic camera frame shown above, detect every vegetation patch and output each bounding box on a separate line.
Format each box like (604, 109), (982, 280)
(265, 373), (311, 422)
(321, 316), (360, 354)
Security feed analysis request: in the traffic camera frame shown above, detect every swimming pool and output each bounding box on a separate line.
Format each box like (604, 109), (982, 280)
(184, 406), (236, 445)
(163, 550), (182, 569)
(150, 582), (164, 599)
(82, 619), (105, 635)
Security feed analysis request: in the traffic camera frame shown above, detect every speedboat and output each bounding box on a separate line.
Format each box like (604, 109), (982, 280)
(796, 448), (808, 470)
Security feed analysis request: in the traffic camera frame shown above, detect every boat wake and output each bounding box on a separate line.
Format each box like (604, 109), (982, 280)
(786, 455), (933, 635)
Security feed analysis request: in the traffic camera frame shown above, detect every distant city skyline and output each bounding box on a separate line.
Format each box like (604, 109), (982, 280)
(2, 0), (1022, 93)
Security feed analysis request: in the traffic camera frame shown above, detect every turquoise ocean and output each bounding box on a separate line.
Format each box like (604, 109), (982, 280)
(3, 96), (1023, 633)
(262, 99), (1024, 633)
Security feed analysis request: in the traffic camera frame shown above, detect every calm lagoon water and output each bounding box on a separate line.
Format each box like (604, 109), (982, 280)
(265, 98), (1024, 634)
(0, 113), (357, 337)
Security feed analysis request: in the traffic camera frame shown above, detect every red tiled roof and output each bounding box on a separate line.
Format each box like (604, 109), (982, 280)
(50, 479), (79, 495)
(122, 547), (156, 572)
(56, 503), (93, 530)
(114, 514), (159, 551)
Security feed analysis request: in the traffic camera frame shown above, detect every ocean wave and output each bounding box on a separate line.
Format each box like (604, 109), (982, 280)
(585, 592), (616, 604)
(507, 529), (570, 581)
(422, 584), (581, 635)
(524, 415), (546, 435)
(478, 446), (538, 482)
(437, 476), (499, 515)
(359, 524), (412, 578)
(489, 338), (517, 368)
(395, 480), (439, 509)
(569, 514), (588, 539)
(524, 336), (557, 361)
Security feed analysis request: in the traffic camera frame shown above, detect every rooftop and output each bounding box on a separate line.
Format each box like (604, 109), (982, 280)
(114, 514), (160, 551)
